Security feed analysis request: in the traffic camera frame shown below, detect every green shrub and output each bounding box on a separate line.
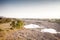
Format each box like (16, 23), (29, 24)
(16, 20), (24, 29)
(10, 20), (24, 29)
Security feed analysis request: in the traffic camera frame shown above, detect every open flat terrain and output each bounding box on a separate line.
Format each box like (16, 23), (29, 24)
(0, 17), (60, 40)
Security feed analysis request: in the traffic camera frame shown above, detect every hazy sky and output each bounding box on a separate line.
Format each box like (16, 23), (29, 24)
(0, 0), (60, 18)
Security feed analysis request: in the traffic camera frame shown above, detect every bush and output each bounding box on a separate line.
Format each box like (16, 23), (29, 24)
(10, 21), (16, 28)
(55, 19), (60, 23)
(0, 18), (11, 24)
(10, 20), (24, 29)
(16, 20), (24, 29)
(5, 18), (11, 22)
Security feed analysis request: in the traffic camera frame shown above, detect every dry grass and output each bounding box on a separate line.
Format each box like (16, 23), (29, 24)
(0, 17), (60, 40)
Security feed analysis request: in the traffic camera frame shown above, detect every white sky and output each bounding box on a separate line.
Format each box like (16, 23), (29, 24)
(0, 1), (60, 18)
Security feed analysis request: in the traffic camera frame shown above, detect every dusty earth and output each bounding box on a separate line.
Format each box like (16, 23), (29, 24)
(0, 18), (60, 40)
(4, 29), (60, 40)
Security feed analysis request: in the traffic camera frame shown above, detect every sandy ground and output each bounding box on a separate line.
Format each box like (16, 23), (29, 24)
(0, 19), (60, 40)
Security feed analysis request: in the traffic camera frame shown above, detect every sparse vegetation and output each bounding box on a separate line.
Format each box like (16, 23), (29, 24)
(54, 19), (60, 24)
(47, 19), (60, 24)
(0, 18), (11, 24)
(10, 20), (24, 29)
(10, 21), (16, 28)
(0, 17), (60, 40)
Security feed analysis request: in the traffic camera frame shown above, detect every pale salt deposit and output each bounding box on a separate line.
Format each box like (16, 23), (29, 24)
(24, 24), (40, 28)
(24, 24), (60, 34)
(41, 28), (57, 34)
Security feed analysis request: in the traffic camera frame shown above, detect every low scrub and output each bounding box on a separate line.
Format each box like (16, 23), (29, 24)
(10, 20), (24, 29)
(0, 18), (11, 24)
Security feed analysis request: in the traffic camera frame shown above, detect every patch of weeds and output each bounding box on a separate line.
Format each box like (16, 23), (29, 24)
(0, 18), (11, 24)
(10, 20), (24, 29)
